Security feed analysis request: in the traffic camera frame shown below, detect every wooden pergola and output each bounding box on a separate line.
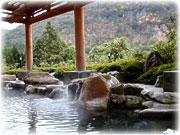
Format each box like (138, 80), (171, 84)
(1, 1), (91, 71)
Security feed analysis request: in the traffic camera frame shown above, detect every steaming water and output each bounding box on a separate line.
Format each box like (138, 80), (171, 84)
(1, 88), (176, 135)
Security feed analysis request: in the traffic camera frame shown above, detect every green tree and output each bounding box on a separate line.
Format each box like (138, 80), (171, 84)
(33, 21), (67, 65)
(3, 44), (21, 65)
(109, 37), (129, 61)
(88, 43), (109, 63)
(151, 15), (177, 63)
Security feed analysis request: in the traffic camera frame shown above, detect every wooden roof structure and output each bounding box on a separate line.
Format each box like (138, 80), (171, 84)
(1, 1), (91, 24)
(1, 0), (91, 71)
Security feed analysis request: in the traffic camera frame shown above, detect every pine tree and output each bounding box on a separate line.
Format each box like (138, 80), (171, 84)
(33, 21), (66, 65)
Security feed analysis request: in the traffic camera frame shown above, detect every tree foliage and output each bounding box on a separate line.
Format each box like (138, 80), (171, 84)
(2, 44), (25, 66)
(109, 37), (129, 61)
(88, 37), (129, 63)
(151, 15), (177, 63)
(33, 21), (75, 65)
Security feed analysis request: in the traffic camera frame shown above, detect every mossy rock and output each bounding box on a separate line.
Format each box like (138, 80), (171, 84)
(137, 63), (177, 84)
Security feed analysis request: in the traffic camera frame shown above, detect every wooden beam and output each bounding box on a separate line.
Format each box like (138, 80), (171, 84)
(1, 2), (19, 11)
(1, 11), (24, 16)
(74, 5), (86, 71)
(29, 2), (90, 24)
(25, 23), (33, 70)
(29, 2), (75, 24)
(1, 17), (25, 23)
(7, 2), (50, 18)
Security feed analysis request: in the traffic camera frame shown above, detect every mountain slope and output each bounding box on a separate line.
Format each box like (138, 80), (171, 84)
(2, 1), (177, 51)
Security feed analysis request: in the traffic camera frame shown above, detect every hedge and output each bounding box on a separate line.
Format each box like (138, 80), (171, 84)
(2, 59), (145, 82)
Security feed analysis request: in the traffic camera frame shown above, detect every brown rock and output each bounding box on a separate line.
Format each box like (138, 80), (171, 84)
(78, 74), (110, 111)
(24, 72), (60, 85)
(2, 74), (16, 81)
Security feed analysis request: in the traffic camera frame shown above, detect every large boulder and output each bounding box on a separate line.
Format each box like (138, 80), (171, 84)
(141, 89), (178, 104)
(144, 51), (164, 72)
(78, 74), (110, 111)
(142, 101), (178, 109)
(137, 108), (177, 118)
(2, 74), (16, 81)
(124, 84), (143, 96)
(163, 71), (178, 92)
(101, 74), (120, 88)
(152, 92), (178, 104)
(24, 72), (60, 85)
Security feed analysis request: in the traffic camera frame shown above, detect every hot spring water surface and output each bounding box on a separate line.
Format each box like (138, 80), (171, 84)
(1, 87), (176, 135)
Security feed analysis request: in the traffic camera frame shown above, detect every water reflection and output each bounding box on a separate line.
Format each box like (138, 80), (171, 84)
(1, 88), (176, 135)
(28, 100), (37, 134)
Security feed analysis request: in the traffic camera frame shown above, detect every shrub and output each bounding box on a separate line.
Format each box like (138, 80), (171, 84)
(137, 63), (177, 84)
(3, 68), (24, 76)
(54, 66), (75, 79)
(33, 67), (56, 73)
(89, 59), (144, 82)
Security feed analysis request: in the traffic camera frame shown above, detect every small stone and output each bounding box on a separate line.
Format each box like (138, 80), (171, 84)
(107, 71), (120, 81)
(25, 85), (36, 94)
(125, 96), (142, 109)
(142, 101), (153, 108)
(124, 84), (143, 96)
(110, 83), (124, 95)
(111, 94), (126, 105)
(141, 89), (154, 100)
(154, 76), (163, 87)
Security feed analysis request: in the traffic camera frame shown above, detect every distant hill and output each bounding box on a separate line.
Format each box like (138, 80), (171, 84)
(2, 1), (177, 51)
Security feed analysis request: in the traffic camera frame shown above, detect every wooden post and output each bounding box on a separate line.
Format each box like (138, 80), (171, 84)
(74, 5), (86, 71)
(25, 23), (33, 71)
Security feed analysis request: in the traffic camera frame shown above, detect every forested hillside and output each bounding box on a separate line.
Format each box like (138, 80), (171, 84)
(2, 1), (177, 51)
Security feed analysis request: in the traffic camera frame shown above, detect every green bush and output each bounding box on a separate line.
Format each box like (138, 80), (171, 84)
(33, 67), (56, 73)
(54, 66), (75, 79)
(89, 59), (145, 82)
(137, 63), (177, 84)
(94, 59), (144, 72)
(3, 68), (24, 76)
(2, 59), (145, 83)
